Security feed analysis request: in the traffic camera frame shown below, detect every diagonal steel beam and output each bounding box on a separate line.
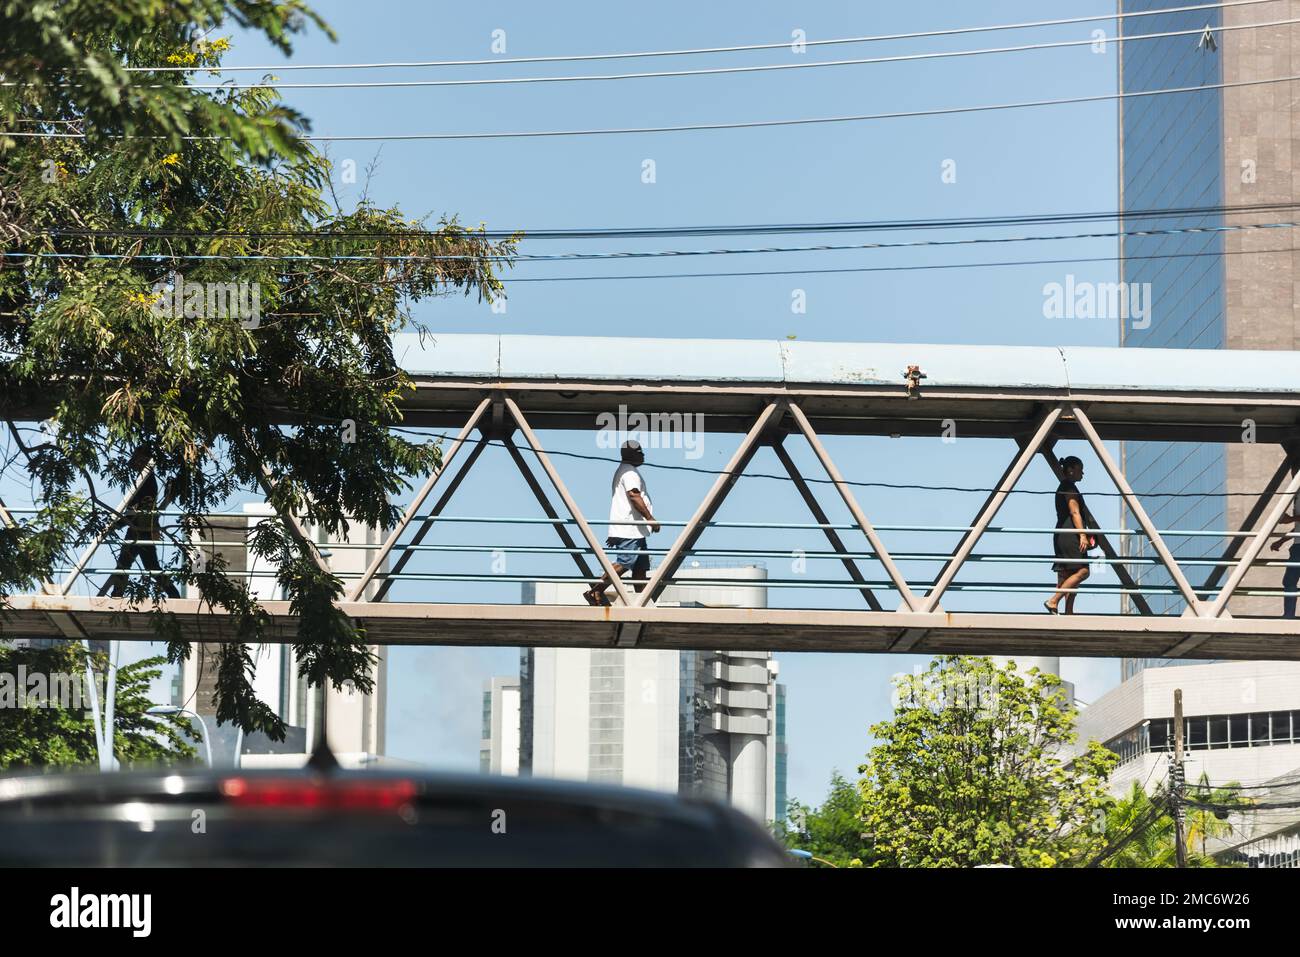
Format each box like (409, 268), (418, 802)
(252, 461), (332, 576)
(919, 405), (1063, 614)
(503, 436), (597, 581)
(349, 396), (491, 601)
(771, 437), (883, 611)
(786, 402), (919, 611)
(58, 464), (158, 596)
(1197, 442), (1300, 598)
(503, 396), (632, 607)
(636, 401), (784, 608)
(1038, 442), (1155, 617)
(369, 440), (488, 604)
(1166, 443), (1300, 657)
(1206, 458), (1300, 618)
(1072, 403), (1205, 616)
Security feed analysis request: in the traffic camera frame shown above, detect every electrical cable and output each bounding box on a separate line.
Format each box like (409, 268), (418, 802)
(119, 1), (1279, 72)
(28, 199), (1300, 242)
(8, 71), (1299, 142)
(3, 217), (1295, 264)
(111, 19), (1300, 92)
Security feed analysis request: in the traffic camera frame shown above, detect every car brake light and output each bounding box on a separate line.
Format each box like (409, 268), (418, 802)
(220, 777), (417, 811)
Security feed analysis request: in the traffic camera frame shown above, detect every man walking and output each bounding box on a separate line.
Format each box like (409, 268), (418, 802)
(584, 439), (660, 606)
(106, 444), (181, 599)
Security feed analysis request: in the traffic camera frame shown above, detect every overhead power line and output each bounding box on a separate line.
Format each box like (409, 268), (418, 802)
(5, 218), (1296, 264)
(490, 244), (1300, 282)
(121, 0), (1278, 72)
(11, 72), (1296, 142)
(120, 19), (1300, 91)
(10, 242), (1300, 283)
(30, 200), (1300, 242)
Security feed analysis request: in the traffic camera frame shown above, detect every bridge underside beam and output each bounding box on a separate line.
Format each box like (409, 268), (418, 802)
(4, 596), (1299, 661)
(13, 383), (1282, 443)
(384, 380), (1300, 445)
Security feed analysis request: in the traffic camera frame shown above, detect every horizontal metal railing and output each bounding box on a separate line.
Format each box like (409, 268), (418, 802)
(13, 518), (1296, 611)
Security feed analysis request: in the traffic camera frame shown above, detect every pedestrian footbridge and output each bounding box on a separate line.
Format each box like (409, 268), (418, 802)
(3, 335), (1299, 660)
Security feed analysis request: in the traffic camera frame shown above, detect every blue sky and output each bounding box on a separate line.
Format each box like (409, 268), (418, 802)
(36, 0), (1146, 804)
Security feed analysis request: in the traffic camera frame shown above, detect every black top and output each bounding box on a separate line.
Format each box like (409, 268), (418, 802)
(1055, 480), (1084, 532)
(124, 472), (160, 535)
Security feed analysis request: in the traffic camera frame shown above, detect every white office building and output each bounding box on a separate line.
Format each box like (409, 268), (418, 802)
(480, 676), (521, 775)
(1073, 659), (1300, 866)
(177, 503), (387, 768)
(491, 564), (787, 822)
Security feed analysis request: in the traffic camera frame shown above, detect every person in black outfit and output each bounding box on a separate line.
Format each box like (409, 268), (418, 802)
(107, 445), (181, 599)
(1269, 494), (1300, 618)
(1045, 455), (1094, 615)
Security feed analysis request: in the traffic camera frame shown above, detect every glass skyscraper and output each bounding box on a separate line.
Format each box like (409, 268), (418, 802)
(1120, 0), (1227, 637)
(1119, 2), (1299, 676)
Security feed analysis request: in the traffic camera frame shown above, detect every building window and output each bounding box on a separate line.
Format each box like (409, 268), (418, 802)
(1105, 708), (1300, 766)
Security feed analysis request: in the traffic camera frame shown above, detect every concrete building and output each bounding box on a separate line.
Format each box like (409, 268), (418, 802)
(480, 676), (520, 775)
(495, 564), (787, 822)
(1094, 6), (1300, 864)
(176, 503), (387, 768)
(1074, 659), (1300, 865)
(1207, 768), (1300, 867)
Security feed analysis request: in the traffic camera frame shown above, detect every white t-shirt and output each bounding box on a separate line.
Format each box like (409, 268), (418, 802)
(609, 464), (653, 539)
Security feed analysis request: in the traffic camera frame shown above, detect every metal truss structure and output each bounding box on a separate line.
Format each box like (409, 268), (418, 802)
(4, 354), (1300, 659)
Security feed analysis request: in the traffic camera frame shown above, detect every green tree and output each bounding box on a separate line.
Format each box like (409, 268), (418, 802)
(774, 771), (873, 867)
(858, 656), (1118, 867)
(1097, 781), (1179, 868)
(0, 643), (195, 769)
(1096, 777), (1245, 868)
(1, 0), (329, 163)
(1186, 772), (1249, 863)
(0, 2), (517, 735)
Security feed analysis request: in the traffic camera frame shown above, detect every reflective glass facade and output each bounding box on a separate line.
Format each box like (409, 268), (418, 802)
(678, 650), (703, 791)
(775, 683), (788, 823)
(1120, 2), (1228, 665)
(588, 649), (624, 782)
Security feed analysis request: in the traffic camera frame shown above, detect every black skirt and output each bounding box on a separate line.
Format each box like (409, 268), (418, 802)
(1053, 531), (1089, 573)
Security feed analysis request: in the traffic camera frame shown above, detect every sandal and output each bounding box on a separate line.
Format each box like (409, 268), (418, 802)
(1043, 600), (1059, 615)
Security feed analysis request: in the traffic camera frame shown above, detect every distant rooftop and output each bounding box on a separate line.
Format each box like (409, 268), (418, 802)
(393, 333), (1300, 394)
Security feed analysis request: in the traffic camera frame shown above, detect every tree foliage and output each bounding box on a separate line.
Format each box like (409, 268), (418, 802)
(0, 643), (195, 769)
(1098, 776), (1247, 868)
(858, 656), (1118, 867)
(0, 2), (518, 734)
(774, 771), (872, 867)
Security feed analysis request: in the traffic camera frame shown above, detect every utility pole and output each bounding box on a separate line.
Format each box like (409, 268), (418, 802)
(1172, 688), (1187, 868)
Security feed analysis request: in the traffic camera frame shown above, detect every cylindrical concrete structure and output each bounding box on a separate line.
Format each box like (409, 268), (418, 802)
(728, 732), (768, 820)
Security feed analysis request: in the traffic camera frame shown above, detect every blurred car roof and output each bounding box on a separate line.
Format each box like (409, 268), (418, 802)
(0, 765), (789, 867)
